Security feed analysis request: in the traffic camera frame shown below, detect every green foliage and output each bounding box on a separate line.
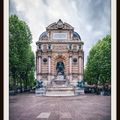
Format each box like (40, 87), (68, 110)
(9, 15), (35, 92)
(84, 35), (111, 85)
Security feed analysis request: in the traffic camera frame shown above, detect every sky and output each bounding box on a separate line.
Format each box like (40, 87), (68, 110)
(9, 0), (111, 66)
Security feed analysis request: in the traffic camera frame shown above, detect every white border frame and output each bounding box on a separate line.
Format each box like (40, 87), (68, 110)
(4, 0), (116, 120)
(4, 0), (9, 120)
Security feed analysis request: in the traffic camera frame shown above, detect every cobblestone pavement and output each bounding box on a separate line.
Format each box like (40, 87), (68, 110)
(9, 94), (111, 120)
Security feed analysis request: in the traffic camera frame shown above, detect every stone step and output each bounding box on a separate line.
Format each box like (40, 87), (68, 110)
(46, 86), (75, 96)
(52, 81), (67, 85)
(46, 91), (75, 96)
(46, 87), (74, 91)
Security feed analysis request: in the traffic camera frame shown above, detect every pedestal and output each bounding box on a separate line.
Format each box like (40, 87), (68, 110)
(75, 88), (85, 95)
(35, 88), (46, 96)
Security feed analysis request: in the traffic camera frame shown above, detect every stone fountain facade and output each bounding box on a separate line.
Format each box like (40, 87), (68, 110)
(36, 19), (84, 96)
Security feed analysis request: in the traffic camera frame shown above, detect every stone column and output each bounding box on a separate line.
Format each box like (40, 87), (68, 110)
(48, 56), (51, 81)
(36, 57), (39, 80)
(78, 56), (83, 81)
(69, 56), (72, 81)
(37, 56), (42, 80)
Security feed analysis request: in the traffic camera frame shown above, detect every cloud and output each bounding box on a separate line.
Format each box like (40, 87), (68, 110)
(9, 0), (111, 65)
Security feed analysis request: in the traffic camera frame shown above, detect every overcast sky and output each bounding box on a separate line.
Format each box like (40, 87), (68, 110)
(9, 0), (111, 65)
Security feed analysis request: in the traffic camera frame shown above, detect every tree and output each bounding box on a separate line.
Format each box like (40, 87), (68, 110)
(9, 15), (35, 93)
(84, 35), (111, 85)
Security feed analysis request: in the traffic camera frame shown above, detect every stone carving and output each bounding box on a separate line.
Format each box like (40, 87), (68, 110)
(76, 80), (84, 88)
(35, 79), (46, 96)
(57, 19), (64, 28)
(56, 72), (64, 80)
(53, 45), (67, 51)
(36, 80), (44, 89)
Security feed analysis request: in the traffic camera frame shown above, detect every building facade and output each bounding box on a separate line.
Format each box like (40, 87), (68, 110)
(36, 19), (84, 86)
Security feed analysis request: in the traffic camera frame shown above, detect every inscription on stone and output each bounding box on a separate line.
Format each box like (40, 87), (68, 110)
(53, 45), (67, 51)
(53, 32), (67, 39)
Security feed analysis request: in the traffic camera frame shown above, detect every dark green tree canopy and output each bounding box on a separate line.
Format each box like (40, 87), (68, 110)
(84, 35), (111, 85)
(9, 15), (35, 92)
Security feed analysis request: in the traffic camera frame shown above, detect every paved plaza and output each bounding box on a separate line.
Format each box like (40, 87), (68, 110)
(9, 94), (111, 120)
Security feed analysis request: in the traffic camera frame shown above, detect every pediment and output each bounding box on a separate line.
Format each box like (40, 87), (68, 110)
(46, 19), (74, 30)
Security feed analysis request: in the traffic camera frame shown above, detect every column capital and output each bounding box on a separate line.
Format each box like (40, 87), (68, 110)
(69, 53), (73, 57)
(37, 52), (42, 57)
(36, 49), (42, 54)
(38, 56), (42, 58)
(37, 73), (42, 75)
(78, 49), (84, 53)
(48, 51), (52, 57)
(78, 55), (82, 58)
(78, 49), (83, 51)
(78, 52), (84, 58)
(78, 73), (83, 75)
(38, 49), (42, 52)
(69, 55), (72, 58)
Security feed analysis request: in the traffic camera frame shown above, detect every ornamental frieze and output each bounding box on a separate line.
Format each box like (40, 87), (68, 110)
(52, 44), (67, 51)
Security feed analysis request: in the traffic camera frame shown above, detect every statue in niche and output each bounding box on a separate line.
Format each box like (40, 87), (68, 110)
(79, 44), (81, 49)
(48, 44), (51, 50)
(56, 61), (65, 75)
(69, 44), (72, 50)
(39, 44), (41, 50)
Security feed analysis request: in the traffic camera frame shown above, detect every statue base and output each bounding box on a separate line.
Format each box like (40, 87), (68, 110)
(45, 74), (75, 96)
(51, 73), (68, 86)
(35, 88), (46, 96)
(75, 88), (85, 95)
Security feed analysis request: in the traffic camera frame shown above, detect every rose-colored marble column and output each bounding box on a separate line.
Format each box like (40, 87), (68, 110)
(69, 56), (72, 81)
(78, 56), (83, 80)
(48, 56), (51, 81)
(37, 56), (41, 80)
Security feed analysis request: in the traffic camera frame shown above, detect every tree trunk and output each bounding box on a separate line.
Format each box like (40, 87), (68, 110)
(13, 78), (17, 93)
(20, 79), (23, 93)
